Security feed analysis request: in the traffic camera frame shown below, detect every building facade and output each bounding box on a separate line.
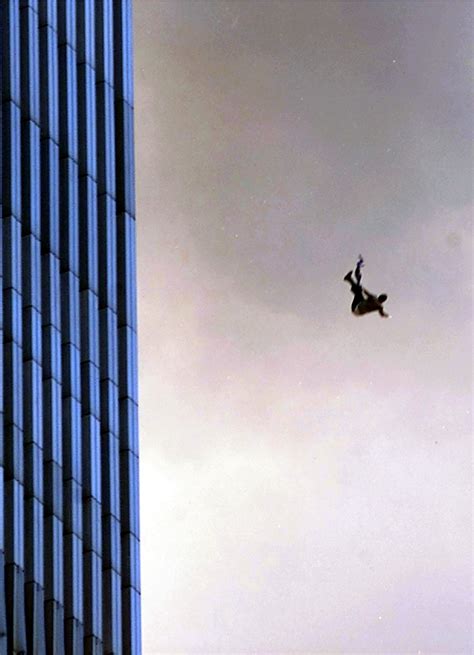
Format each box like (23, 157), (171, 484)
(0, 1), (140, 652)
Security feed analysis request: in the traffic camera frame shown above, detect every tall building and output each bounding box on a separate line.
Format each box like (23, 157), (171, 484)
(0, 1), (140, 652)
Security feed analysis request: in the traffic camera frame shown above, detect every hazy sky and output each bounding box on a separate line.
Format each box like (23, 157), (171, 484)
(133, 1), (472, 653)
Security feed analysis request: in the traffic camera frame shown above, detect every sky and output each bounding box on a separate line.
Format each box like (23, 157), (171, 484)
(133, 1), (473, 653)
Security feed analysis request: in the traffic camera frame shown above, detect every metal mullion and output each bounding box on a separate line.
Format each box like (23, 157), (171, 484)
(57, 0), (76, 51)
(96, 0), (114, 88)
(98, 188), (121, 653)
(117, 211), (137, 329)
(115, 99), (135, 218)
(113, 0), (133, 107)
(0, 54), (5, 655)
(58, 12), (83, 642)
(77, 2), (103, 646)
(58, 44), (78, 163)
(38, 24), (58, 145)
(20, 6), (46, 640)
(1, 66), (26, 643)
(1, 0), (21, 107)
(20, 4), (40, 126)
(113, 3), (140, 647)
(38, 0), (57, 32)
(39, 5), (64, 650)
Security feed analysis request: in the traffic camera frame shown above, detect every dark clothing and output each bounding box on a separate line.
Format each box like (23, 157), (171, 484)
(344, 264), (388, 317)
(351, 288), (364, 312)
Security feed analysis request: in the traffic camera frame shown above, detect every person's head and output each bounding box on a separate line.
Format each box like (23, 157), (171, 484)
(378, 294), (388, 303)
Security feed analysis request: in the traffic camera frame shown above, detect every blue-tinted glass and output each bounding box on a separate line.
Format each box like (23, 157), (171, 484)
(38, 0), (57, 30)
(96, 83), (116, 197)
(76, 0), (95, 67)
(98, 194), (117, 311)
(61, 272), (80, 345)
(103, 566), (122, 653)
(102, 432), (120, 517)
(4, 216), (22, 292)
(80, 290), (99, 364)
(44, 460), (63, 520)
(23, 442), (43, 500)
(62, 343), (80, 399)
(63, 480), (82, 537)
(42, 378), (62, 462)
(5, 479), (24, 567)
(24, 497), (44, 584)
(102, 514), (121, 572)
(20, 5), (40, 123)
(99, 309), (118, 383)
(119, 398), (139, 454)
(1, 0), (21, 105)
(42, 325), (61, 381)
(22, 235), (41, 310)
(83, 497), (102, 554)
(23, 360), (43, 443)
(118, 326), (138, 402)
(1, 103), (22, 219)
(115, 103), (135, 216)
(78, 176), (98, 292)
(4, 289), (22, 345)
(39, 25), (59, 142)
(43, 515), (63, 603)
(120, 450), (139, 537)
(121, 532), (140, 591)
(63, 532), (83, 620)
(113, 0), (134, 105)
(59, 160), (79, 275)
(58, 44), (78, 161)
(83, 551), (102, 639)
(62, 396), (82, 482)
(100, 379), (119, 437)
(96, 0), (114, 86)
(57, 0), (76, 49)
(82, 415), (101, 500)
(40, 140), (60, 256)
(21, 122), (41, 237)
(4, 342), (23, 429)
(5, 424), (24, 483)
(2, 0), (140, 648)
(77, 65), (97, 179)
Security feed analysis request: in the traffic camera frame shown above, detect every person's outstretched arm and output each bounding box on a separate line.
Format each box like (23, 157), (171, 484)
(378, 308), (390, 318)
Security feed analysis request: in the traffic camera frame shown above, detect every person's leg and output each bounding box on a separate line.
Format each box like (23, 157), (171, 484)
(355, 256), (364, 285)
(344, 271), (354, 283)
(351, 295), (363, 312)
(345, 272), (363, 312)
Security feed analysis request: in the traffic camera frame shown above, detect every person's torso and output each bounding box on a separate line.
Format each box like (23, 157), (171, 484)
(353, 297), (380, 315)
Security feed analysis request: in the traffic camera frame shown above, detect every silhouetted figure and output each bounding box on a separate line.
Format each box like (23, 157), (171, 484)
(344, 256), (390, 318)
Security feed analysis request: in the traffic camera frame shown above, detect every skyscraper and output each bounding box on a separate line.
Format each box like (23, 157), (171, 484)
(0, 1), (140, 652)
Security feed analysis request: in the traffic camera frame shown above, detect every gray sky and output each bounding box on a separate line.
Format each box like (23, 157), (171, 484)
(134, 1), (472, 653)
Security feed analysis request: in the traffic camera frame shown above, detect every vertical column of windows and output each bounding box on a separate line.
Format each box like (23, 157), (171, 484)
(39, 2), (65, 651)
(58, 2), (83, 652)
(1, 2), (27, 652)
(20, 2), (47, 652)
(0, 11), (5, 652)
(114, 2), (141, 652)
(96, 1), (122, 652)
(77, 1), (103, 651)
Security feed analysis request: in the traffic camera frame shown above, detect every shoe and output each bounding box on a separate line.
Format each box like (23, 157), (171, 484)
(344, 271), (353, 282)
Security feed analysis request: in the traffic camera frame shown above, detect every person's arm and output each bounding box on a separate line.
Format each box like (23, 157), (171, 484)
(362, 287), (376, 299)
(378, 308), (390, 318)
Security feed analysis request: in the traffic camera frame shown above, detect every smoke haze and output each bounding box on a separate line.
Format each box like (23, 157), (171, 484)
(134, 1), (472, 652)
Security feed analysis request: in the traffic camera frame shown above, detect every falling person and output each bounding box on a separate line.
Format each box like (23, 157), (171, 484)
(344, 256), (390, 318)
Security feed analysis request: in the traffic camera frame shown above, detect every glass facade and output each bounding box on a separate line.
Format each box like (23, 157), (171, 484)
(0, 1), (140, 652)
